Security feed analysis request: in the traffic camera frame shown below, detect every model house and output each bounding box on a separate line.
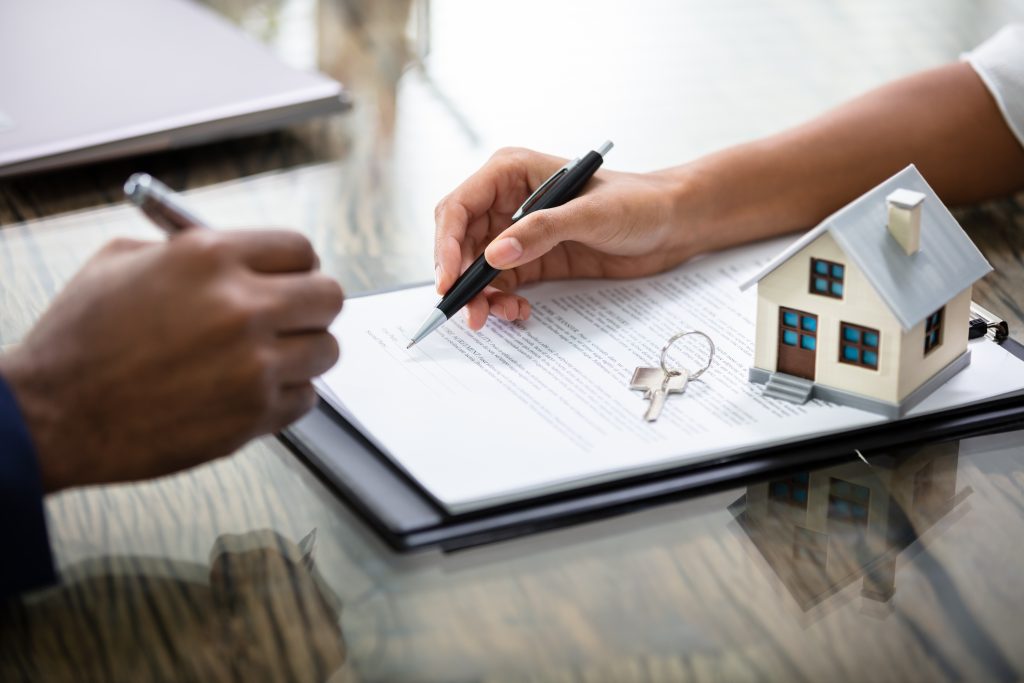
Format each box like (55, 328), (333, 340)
(740, 165), (992, 418)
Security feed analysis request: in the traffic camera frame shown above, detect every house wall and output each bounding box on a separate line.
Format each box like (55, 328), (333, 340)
(754, 232), (904, 403)
(896, 286), (972, 401)
(884, 442), (959, 513)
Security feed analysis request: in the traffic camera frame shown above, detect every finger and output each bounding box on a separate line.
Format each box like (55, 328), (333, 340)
(435, 196), (494, 295)
(435, 232), (463, 294)
(224, 229), (318, 273)
(463, 292), (491, 331)
(434, 155), (511, 249)
(264, 272), (345, 332)
(273, 332), (341, 383)
(267, 382), (319, 432)
(434, 149), (567, 291)
(483, 198), (600, 270)
(490, 268), (520, 292)
(486, 290), (532, 322)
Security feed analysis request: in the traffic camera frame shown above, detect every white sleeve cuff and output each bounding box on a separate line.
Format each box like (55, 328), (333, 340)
(964, 24), (1024, 149)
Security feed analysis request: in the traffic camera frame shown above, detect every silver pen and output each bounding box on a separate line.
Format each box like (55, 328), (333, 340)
(123, 173), (209, 233)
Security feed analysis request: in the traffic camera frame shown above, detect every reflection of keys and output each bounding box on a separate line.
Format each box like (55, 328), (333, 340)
(630, 366), (690, 421)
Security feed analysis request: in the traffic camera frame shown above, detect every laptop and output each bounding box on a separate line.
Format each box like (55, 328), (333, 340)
(0, 0), (350, 177)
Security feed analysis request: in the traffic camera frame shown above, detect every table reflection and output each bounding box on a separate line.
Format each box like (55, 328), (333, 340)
(730, 441), (967, 615)
(0, 530), (349, 682)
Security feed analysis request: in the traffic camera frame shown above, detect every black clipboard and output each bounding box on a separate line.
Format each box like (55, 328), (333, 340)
(280, 299), (1024, 552)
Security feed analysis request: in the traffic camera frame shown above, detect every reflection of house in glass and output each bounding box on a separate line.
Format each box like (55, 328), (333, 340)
(729, 441), (968, 610)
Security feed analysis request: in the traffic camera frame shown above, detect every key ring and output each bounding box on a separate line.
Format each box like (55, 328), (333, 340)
(659, 331), (715, 380)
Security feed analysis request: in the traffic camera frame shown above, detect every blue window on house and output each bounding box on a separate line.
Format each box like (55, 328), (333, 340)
(780, 308), (818, 353)
(839, 322), (880, 370)
(769, 472), (810, 509)
(809, 257), (845, 299)
(924, 307), (944, 354)
(828, 478), (870, 526)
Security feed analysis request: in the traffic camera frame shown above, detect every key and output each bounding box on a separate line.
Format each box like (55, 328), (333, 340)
(630, 366), (689, 421)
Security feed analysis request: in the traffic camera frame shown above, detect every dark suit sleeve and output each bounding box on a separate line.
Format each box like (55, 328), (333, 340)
(0, 374), (55, 598)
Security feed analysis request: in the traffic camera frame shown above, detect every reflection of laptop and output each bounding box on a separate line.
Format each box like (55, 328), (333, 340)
(0, 0), (350, 177)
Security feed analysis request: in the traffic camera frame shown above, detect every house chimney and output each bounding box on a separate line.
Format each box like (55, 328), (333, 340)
(886, 188), (925, 255)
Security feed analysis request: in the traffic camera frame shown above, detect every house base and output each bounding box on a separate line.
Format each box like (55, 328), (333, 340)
(748, 350), (972, 419)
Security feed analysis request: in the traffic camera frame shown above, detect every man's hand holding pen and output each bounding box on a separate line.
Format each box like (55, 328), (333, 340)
(0, 225), (343, 492)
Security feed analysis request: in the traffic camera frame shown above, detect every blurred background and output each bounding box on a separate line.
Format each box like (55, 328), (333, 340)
(4, 0), (1024, 301)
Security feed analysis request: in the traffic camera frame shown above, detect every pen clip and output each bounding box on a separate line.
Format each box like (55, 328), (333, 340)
(511, 157), (580, 222)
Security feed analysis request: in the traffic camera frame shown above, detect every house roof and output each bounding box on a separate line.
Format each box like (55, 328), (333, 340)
(739, 165), (992, 330)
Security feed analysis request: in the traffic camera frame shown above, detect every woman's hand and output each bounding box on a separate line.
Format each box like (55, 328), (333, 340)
(440, 62), (1024, 333)
(433, 147), (699, 330)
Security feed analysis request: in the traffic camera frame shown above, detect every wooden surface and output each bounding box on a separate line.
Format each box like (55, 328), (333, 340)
(2, 1), (1024, 681)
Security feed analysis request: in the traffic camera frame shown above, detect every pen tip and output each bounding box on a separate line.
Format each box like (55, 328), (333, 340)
(406, 341), (415, 349)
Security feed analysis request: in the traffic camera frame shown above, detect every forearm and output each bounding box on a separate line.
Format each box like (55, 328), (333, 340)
(678, 62), (1024, 253)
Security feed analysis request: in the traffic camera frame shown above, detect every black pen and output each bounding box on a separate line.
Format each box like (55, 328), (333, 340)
(408, 140), (614, 347)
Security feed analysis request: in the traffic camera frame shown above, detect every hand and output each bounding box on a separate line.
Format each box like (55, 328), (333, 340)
(0, 229), (344, 491)
(433, 147), (698, 330)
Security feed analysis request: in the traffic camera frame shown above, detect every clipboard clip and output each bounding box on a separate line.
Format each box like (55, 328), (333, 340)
(511, 156), (582, 222)
(969, 302), (1009, 343)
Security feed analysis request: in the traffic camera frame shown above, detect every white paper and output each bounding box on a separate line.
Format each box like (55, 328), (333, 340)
(319, 238), (1024, 512)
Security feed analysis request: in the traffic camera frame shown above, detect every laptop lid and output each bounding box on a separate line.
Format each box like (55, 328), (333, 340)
(0, 0), (349, 177)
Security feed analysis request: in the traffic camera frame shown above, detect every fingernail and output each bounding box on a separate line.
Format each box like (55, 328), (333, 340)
(434, 264), (443, 293)
(486, 237), (523, 268)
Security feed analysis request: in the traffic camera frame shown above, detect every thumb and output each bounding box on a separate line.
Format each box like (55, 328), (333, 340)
(484, 200), (598, 270)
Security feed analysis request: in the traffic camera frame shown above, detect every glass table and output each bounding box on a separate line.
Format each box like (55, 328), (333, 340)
(2, 1), (1023, 679)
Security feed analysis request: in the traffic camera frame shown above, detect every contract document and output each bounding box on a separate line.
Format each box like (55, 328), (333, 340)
(319, 238), (1024, 512)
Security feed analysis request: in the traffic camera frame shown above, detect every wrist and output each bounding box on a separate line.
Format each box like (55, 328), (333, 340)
(669, 137), (815, 255)
(0, 348), (75, 492)
(656, 162), (720, 259)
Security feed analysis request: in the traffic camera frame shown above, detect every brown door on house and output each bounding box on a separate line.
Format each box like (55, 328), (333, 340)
(777, 307), (818, 380)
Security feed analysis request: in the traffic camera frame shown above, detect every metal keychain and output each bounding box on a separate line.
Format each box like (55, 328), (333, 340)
(630, 331), (715, 421)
